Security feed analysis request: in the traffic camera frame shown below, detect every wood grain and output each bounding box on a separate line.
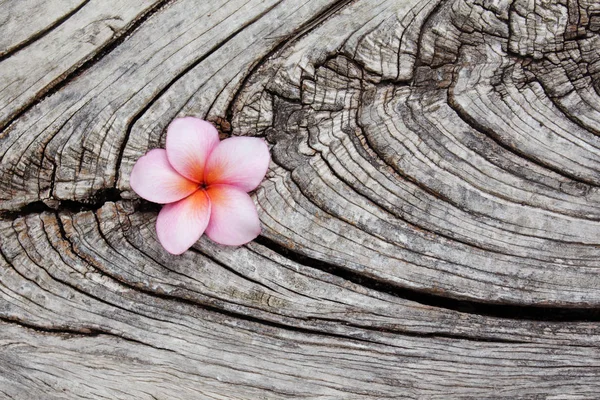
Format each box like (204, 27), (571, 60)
(1, 0), (600, 398)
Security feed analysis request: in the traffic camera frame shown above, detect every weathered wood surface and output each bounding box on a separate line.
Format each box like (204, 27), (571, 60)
(1, 0), (600, 398)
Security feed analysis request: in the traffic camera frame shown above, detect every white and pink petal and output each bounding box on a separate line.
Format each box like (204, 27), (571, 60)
(204, 185), (261, 246)
(129, 149), (198, 204)
(204, 137), (270, 192)
(166, 117), (220, 182)
(156, 190), (211, 255)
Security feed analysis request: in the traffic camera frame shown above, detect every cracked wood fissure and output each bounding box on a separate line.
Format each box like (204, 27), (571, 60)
(1, 0), (600, 398)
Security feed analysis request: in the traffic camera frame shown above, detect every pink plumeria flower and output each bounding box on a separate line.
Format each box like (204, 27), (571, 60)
(129, 117), (270, 255)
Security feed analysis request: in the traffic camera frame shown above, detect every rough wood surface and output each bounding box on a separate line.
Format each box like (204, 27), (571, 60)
(1, 0), (600, 398)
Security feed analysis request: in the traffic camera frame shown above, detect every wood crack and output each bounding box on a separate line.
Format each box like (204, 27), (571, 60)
(254, 236), (600, 322)
(0, 0), (92, 62)
(0, 0), (174, 132)
(0, 316), (175, 353)
(0, 189), (123, 220)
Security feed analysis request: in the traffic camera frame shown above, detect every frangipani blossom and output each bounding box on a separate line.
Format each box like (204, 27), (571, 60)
(130, 117), (270, 255)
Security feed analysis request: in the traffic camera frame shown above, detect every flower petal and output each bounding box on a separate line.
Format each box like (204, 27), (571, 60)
(204, 137), (270, 192)
(166, 117), (220, 182)
(130, 149), (198, 204)
(156, 190), (211, 255)
(204, 185), (261, 246)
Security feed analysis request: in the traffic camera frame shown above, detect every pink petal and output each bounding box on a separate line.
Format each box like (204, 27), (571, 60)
(156, 190), (211, 255)
(166, 117), (220, 182)
(204, 185), (261, 246)
(204, 137), (270, 192)
(130, 149), (198, 204)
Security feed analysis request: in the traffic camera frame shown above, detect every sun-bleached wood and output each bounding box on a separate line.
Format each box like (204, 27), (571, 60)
(1, 0), (600, 398)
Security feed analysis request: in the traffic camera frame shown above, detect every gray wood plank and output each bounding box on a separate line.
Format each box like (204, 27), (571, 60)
(1, 0), (600, 397)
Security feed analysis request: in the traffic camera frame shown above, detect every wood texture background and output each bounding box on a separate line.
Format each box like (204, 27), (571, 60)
(1, 0), (600, 398)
